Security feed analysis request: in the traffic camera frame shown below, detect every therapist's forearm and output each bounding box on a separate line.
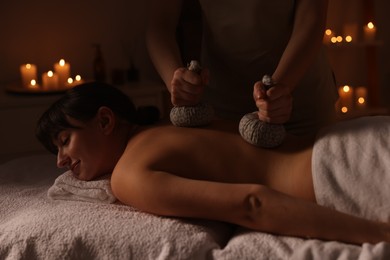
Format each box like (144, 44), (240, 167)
(146, 0), (183, 91)
(272, 0), (328, 91)
(146, 29), (183, 91)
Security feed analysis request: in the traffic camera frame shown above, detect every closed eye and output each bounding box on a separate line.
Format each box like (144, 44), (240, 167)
(56, 131), (70, 148)
(61, 136), (69, 146)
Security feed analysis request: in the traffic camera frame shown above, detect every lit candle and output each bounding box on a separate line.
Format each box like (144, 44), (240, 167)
(341, 106), (349, 114)
(74, 75), (84, 85)
(20, 63), (37, 88)
(42, 70), (59, 90)
(28, 79), (39, 90)
(54, 59), (71, 87)
(364, 22), (376, 42)
(338, 85), (353, 113)
(345, 35), (353, 43)
(355, 86), (368, 109)
(66, 75), (84, 88)
(331, 36), (343, 45)
(343, 23), (358, 42)
(323, 29), (334, 44)
(67, 77), (74, 87)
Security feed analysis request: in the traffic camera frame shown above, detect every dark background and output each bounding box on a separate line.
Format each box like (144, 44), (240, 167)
(0, 0), (389, 108)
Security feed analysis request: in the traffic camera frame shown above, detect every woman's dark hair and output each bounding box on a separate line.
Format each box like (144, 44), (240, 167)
(36, 82), (159, 154)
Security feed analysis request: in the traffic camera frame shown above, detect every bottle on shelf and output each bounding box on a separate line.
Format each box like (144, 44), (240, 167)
(127, 59), (139, 82)
(93, 44), (106, 82)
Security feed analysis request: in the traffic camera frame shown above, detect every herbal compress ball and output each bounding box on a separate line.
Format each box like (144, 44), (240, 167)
(239, 112), (286, 148)
(239, 75), (286, 148)
(170, 61), (214, 127)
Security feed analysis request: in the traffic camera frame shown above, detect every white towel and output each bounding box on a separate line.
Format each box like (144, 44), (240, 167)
(47, 170), (117, 204)
(312, 116), (390, 222)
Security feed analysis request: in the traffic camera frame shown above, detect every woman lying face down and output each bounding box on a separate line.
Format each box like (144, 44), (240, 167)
(36, 82), (390, 245)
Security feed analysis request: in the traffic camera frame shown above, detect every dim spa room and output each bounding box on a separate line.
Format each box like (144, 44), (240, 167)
(1, 0), (390, 259)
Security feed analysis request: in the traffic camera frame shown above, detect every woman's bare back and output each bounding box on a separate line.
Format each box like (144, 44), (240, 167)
(120, 121), (315, 202)
(112, 122), (389, 245)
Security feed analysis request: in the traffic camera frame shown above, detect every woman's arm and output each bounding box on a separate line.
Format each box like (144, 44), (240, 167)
(111, 169), (389, 245)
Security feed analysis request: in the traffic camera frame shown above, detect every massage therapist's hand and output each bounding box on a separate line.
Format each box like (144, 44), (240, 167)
(253, 81), (293, 124)
(170, 67), (209, 106)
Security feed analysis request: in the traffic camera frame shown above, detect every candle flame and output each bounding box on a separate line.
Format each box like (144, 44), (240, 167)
(336, 36), (343, 43)
(331, 37), (337, 43)
(67, 78), (73, 84)
(341, 107), (348, 113)
(75, 75), (81, 81)
(358, 97), (365, 104)
(345, 36), (353, 42)
(26, 64), (31, 69)
(48, 71), (54, 77)
(367, 22), (375, 29)
(343, 85), (350, 93)
(325, 29), (332, 36)
(59, 59), (65, 66)
(29, 79), (39, 89)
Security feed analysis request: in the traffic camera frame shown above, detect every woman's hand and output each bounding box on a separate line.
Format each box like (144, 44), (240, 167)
(253, 81), (293, 124)
(170, 67), (209, 106)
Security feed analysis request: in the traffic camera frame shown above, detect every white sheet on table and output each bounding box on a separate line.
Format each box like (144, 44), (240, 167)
(1, 129), (390, 260)
(0, 155), (231, 260)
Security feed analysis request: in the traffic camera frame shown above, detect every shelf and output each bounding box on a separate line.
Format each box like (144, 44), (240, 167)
(324, 40), (383, 48)
(336, 107), (389, 121)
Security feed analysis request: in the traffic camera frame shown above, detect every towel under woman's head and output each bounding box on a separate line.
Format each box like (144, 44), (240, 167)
(48, 170), (116, 204)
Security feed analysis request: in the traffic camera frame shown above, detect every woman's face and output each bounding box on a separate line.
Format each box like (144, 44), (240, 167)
(54, 116), (114, 181)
